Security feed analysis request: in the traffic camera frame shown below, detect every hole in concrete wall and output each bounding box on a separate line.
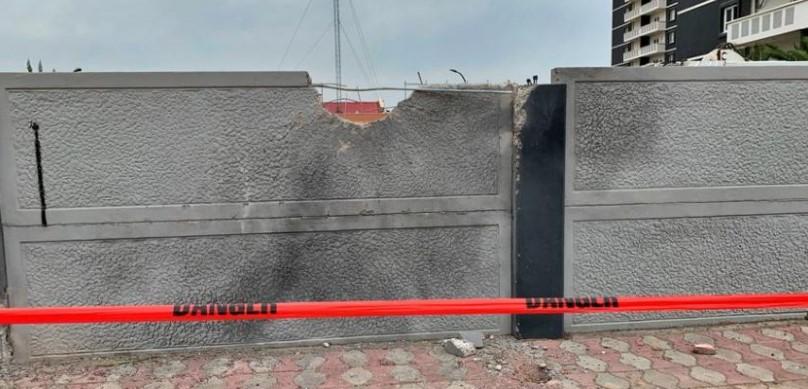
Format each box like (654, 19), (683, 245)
(319, 97), (390, 126)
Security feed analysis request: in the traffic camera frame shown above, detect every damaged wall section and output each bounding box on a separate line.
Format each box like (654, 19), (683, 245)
(0, 72), (513, 359)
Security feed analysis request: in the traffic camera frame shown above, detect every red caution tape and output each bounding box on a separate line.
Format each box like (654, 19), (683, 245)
(2, 293), (808, 324)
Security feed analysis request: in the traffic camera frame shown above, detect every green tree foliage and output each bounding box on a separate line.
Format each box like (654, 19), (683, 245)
(742, 37), (808, 61)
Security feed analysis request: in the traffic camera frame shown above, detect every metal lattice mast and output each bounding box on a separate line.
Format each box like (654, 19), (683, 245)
(333, 0), (342, 111)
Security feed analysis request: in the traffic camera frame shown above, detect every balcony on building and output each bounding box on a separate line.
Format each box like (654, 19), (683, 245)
(624, 20), (666, 41)
(624, 0), (667, 23)
(726, 0), (808, 46)
(623, 42), (666, 62)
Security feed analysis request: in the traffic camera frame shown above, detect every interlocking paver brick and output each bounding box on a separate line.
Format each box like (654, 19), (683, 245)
(594, 372), (630, 389)
(791, 342), (808, 355)
(202, 357), (232, 377)
(445, 381), (477, 389)
(601, 337), (630, 352)
(762, 328), (795, 342)
(242, 373), (277, 387)
(391, 365), (425, 383)
(593, 351), (638, 373)
(565, 371), (597, 387)
(247, 356), (277, 373)
(340, 350), (368, 367)
(197, 376), (225, 389)
(751, 343), (786, 360)
(143, 380), (174, 389)
(737, 362), (775, 382)
(724, 330), (755, 344)
(690, 365), (726, 385)
(642, 369), (679, 389)
(294, 369), (326, 387)
(781, 360), (808, 376)
(387, 348), (415, 365)
(613, 371), (656, 389)
(684, 333), (715, 345)
(575, 355), (607, 372)
(559, 340), (587, 355)
(341, 367), (373, 385)
(714, 347), (744, 363)
(153, 360), (186, 379)
(619, 352), (651, 370)
(642, 335), (672, 351)
(663, 349), (697, 367)
(295, 354), (325, 370)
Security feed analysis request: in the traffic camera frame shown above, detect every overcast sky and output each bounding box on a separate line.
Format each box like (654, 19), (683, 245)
(1, 0), (610, 106)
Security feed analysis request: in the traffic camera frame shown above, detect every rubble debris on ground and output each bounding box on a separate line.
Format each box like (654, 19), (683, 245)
(459, 330), (485, 348)
(442, 338), (476, 357)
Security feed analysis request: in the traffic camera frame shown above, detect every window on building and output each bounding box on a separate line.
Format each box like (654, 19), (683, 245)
(722, 5), (738, 32)
(669, 9), (676, 21)
(668, 31), (675, 44)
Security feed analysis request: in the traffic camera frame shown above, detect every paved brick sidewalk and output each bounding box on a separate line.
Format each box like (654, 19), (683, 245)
(3, 320), (808, 388)
(535, 320), (808, 388)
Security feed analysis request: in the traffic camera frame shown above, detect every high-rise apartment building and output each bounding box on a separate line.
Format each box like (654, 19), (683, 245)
(612, 0), (808, 66)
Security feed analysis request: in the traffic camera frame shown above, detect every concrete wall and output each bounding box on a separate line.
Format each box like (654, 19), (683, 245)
(554, 67), (808, 332)
(0, 72), (513, 359)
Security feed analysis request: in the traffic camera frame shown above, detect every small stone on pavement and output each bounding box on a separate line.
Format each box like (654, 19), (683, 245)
(459, 331), (485, 348)
(693, 343), (716, 355)
(444, 338), (476, 357)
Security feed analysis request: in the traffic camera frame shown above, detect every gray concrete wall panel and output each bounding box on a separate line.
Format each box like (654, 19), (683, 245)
(0, 72), (513, 359)
(573, 81), (808, 191)
(570, 214), (808, 326)
(555, 66), (808, 332)
(9, 88), (501, 209)
(18, 224), (502, 356)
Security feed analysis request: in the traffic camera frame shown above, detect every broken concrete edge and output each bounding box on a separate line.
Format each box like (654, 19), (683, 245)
(312, 83), (514, 129)
(510, 85), (535, 200)
(0, 301), (9, 361)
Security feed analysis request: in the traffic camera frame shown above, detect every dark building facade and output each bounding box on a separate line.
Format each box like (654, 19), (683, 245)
(612, 0), (808, 66)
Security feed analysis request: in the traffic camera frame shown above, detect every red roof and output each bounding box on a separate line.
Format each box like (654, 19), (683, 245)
(323, 101), (383, 114)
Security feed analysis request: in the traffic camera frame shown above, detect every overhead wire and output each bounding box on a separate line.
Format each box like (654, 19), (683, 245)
(312, 84), (513, 94)
(294, 24), (330, 69)
(340, 23), (374, 92)
(347, 0), (380, 89)
(278, 0), (314, 69)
